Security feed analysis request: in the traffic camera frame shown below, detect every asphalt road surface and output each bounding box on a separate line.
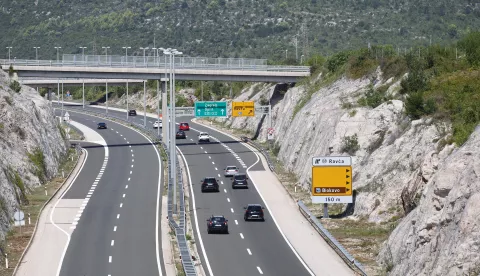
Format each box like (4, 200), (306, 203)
(60, 104), (312, 276)
(56, 109), (165, 276)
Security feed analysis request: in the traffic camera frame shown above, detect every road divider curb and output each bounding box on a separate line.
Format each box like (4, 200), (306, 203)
(12, 147), (86, 276)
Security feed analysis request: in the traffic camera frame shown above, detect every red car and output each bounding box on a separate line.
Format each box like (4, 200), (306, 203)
(179, 122), (190, 131)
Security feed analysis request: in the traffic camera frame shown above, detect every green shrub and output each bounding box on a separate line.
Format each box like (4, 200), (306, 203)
(340, 134), (360, 155)
(326, 51), (350, 73)
(346, 49), (378, 79)
(4, 96), (12, 105)
(8, 65), (15, 76)
(10, 80), (21, 93)
(405, 92), (436, 120)
(458, 31), (480, 67)
(358, 86), (384, 108)
(271, 142), (281, 156)
(28, 148), (47, 184)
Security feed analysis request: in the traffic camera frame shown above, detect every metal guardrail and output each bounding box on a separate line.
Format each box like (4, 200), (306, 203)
(62, 106), (197, 276)
(240, 136), (275, 172)
(0, 58), (310, 73)
(298, 201), (367, 276)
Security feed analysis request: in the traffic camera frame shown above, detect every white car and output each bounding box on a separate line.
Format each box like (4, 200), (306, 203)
(198, 132), (210, 143)
(153, 120), (162, 128)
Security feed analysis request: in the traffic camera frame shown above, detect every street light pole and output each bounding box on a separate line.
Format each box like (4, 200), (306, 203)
(152, 47), (157, 65)
(140, 47), (149, 66)
(160, 47), (169, 148)
(102, 46), (110, 64)
(143, 80), (147, 127)
(6, 47), (12, 62)
(33, 47), (40, 60)
(79, 47), (87, 63)
(122, 46), (131, 65)
(54, 47), (62, 63)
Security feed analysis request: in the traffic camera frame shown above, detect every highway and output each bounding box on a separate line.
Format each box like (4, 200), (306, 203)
(62, 104), (312, 276)
(55, 109), (165, 276)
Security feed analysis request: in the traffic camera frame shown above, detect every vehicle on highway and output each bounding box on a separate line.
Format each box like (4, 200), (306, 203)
(206, 215), (229, 234)
(179, 122), (190, 131)
(201, 177), (220, 192)
(153, 120), (162, 128)
(244, 204), (265, 221)
(128, 109), (137, 116)
(176, 130), (186, 139)
(198, 132), (210, 143)
(97, 122), (107, 129)
(224, 166), (239, 177)
(232, 173), (249, 189)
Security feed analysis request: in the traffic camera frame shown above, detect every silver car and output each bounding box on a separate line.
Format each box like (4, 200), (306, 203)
(224, 166), (239, 177)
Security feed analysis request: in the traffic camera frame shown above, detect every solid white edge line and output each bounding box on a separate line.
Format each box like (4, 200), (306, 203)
(177, 146), (214, 276)
(52, 149), (89, 276)
(64, 109), (164, 276)
(193, 118), (315, 276)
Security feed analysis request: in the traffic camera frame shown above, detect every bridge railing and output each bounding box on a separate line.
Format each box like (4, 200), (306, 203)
(61, 105), (197, 276)
(0, 58), (310, 72)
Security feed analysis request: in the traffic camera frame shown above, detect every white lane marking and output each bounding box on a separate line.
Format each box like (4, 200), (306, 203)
(240, 233), (244, 239)
(120, 203), (123, 208)
(224, 189), (227, 193)
(131, 149), (133, 152)
(218, 174), (221, 178)
(227, 198), (230, 202)
(114, 226), (117, 231)
(204, 151), (208, 154)
(200, 147), (203, 149)
(215, 167), (218, 171)
(132, 154), (134, 157)
(208, 156), (211, 159)
(125, 185), (128, 189)
(128, 178), (131, 181)
(120, 134), (123, 137)
(235, 220), (238, 225)
(177, 147), (214, 276)
(124, 137), (127, 140)
(194, 119), (315, 276)
(123, 194), (126, 198)
(117, 214), (120, 219)
(190, 138), (193, 141)
(257, 267), (263, 274)
(111, 240), (114, 246)
(132, 159), (134, 162)
(220, 181), (224, 185)
(131, 164), (134, 168)
(212, 161), (215, 165)
(116, 131), (119, 134)
(109, 256), (112, 263)
(130, 171), (132, 174)
(127, 141), (130, 144)
(247, 248), (252, 255)
(231, 208), (234, 213)
(74, 217), (80, 221)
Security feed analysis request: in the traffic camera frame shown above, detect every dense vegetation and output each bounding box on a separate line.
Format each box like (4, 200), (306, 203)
(1, 0), (480, 62)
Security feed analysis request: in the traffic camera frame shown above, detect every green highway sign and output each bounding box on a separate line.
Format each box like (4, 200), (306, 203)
(194, 101), (227, 117)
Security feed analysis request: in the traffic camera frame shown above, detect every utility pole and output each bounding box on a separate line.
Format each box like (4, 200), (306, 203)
(6, 47), (12, 62)
(54, 47), (62, 63)
(79, 47), (87, 62)
(295, 35), (298, 61)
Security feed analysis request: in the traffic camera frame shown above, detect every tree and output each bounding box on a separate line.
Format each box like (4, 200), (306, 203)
(459, 31), (480, 66)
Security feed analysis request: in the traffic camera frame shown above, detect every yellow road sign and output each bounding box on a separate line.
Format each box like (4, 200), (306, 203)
(311, 166), (352, 196)
(232, 101), (255, 117)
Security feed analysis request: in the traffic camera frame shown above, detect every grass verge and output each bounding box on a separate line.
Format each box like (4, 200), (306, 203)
(0, 148), (79, 276)
(195, 119), (393, 276)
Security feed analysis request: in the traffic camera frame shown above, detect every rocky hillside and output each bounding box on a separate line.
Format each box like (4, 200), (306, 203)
(378, 126), (480, 275)
(0, 70), (67, 245)
(2, 0), (480, 60)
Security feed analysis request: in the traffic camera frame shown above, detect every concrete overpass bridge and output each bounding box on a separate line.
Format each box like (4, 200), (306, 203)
(19, 78), (147, 88)
(1, 55), (310, 83)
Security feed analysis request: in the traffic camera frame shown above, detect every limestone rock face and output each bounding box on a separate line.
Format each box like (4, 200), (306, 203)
(378, 128), (480, 275)
(0, 71), (67, 239)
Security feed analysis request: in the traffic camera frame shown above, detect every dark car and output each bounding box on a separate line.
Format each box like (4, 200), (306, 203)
(244, 204), (265, 221)
(206, 215), (229, 234)
(179, 122), (190, 131)
(232, 173), (249, 189)
(97, 122), (107, 129)
(201, 177), (220, 192)
(176, 130), (186, 139)
(128, 109), (137, 116)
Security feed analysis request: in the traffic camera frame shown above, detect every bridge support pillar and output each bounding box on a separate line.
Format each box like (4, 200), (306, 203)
(47, 88), (52, 101)
(161, 80), (168, 147)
